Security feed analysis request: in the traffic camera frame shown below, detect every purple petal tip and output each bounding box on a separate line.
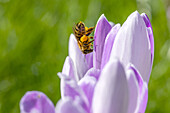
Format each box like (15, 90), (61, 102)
(93, 14), (112, 69)
(20, 91), (55, 113)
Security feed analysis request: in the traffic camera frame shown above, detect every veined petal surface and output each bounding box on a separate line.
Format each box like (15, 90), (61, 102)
(141, 13), (154, 82)
(101, 24), (121, 69)
(92, 60), (129, 113)
(56, 97), (87, 113)
(78, 74), (97, 108)
(110, 11), (151, 82)
(93, 14), (112, 69)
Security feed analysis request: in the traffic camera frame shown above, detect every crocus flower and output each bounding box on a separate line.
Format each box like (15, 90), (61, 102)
(20, 11), (154, 113)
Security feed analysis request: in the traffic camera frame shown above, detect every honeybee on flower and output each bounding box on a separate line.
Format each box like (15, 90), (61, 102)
(20, 11), (154, 113)
(72, 21), (95, 54)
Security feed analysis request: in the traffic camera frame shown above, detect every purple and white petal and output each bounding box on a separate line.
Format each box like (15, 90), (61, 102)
(58, 73), (89, 111)
(135, 82), (148, 113)
(141, 13), (152, 29)
(141, 13), (154, 82)
(93, 14), (112, 69)
(126, 66), (139, 113)
(56, 97), (87, 113)
(84, 67), (100, 80)
(20, 91), (55, 113)
(101, 24), (121, 69)
(109, 21), (115, 27)
(85, 52), (93, 69)
(62, 56), (78, 81)
(110, 11), (151, 82)
(129, 65), (148, 113)
(78, 75), (97, 108)
(92, 59), (129, 113)
(69, 34), (89, 80)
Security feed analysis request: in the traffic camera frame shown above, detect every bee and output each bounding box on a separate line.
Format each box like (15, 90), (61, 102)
(73, 21), (95, 54)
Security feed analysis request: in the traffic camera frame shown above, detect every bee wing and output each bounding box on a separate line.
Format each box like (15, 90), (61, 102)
(77, 40), (83, 50)
(72, 26), (81, 41)
(73, 25), (85, 41)
(72, 27), (76, 36)
(77, 21), (86, 35)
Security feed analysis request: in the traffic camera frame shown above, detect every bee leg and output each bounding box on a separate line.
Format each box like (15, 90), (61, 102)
(88, 48), (93, 52)
(90, 36), (94, 39)
(77, 41), (83, 50)
(83, 49), (93, 54)
(85, 27), (95, 36)
(88, 49), (93, 53)
(88, 39), (94, 44)
(87, 27), (95, 32)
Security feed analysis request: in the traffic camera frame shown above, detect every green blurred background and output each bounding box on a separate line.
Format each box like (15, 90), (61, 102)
(0, 0), (169, 112)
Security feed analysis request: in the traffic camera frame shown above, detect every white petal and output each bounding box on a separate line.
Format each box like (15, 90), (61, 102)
(136, 82), (148, 113)
(110, 11), (151, 82)
(58, 73), (89, 109)
(128, 64), (148, 113)
(78, 75), (97, 107)
(101, 24), (121, 69)
(69, 34), (89, 80)
(92, 59), (129, 113)
(85, 52), (93, 69)
(62, 56), (78, 81)
(56, 97), (87, 113)
(126, 67), (139, 113)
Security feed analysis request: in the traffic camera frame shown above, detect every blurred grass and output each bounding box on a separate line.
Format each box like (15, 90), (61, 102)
(0, 0), (169, 113)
